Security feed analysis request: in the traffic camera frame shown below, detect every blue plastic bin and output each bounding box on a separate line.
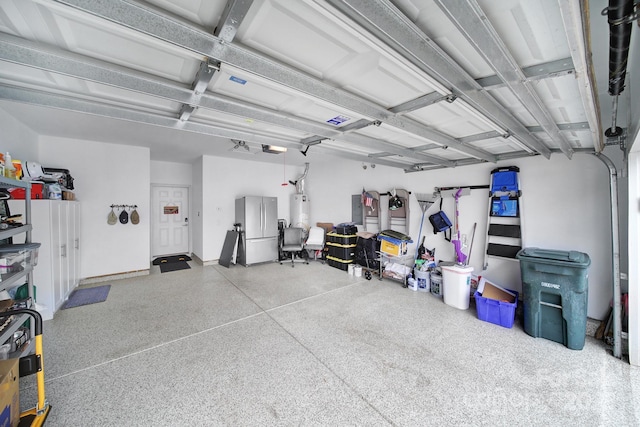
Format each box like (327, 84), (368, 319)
(474, 289), (519, 328)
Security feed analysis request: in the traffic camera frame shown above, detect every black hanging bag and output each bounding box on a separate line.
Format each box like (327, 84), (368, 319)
(429, 198), (452, 236)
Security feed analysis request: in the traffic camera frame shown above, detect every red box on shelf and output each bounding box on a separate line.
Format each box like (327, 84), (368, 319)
(8, 183), (44, 199)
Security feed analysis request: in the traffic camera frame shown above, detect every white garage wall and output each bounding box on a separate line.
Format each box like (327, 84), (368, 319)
(405, 154), (614, 321)
(150, 160), (192, 186)
(38, 136), (151, 278)
(0, 107), (38, 161)
(300, 152), (615, 321)
(198, 155), (306, 262)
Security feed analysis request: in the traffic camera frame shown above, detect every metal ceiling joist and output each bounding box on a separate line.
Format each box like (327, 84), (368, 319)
(0, 84), (414, 169)
(406, 150), (540, 173)
(334, 118), (376, 133)
(0, 34), (453, 167)
(476, 57), (575, 90)
(434, 0), (574, 158)
(309, 145), (411, 169)
(182, 0), (253, 122)
(50, 0), (497, 163)
(388, 92), (453, 114)
(214, 0), (255, 42)
(191, 60), (220, 96)
(178, 104), (195, 121)
(557, 0), (603, 152)
(409, 143), (441, 152)
(528, 122), (591, 133)
(372, 129), (506, 158)
(457, 131), (503, 145)
(325, 0), (553, 159)
(0, 85), (303, 147)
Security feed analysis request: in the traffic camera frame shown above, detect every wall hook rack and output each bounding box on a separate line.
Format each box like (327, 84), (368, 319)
(110, 204), (138, 209)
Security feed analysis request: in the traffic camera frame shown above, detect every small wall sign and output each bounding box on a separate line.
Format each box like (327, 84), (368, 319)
(164, 206), (179, 215)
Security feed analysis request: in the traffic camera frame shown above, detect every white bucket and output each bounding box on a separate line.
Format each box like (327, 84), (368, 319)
(414, 269), (430, 292)
(354, 265), (362, 277)
(441, 265), (474, 310)
(347, 264), (355, 275)
(430, 272), (443, 298)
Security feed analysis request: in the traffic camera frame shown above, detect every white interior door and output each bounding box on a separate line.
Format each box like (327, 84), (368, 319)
(152, 185), (190, 257)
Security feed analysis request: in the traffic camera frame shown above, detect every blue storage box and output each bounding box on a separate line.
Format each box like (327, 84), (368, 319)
(491, 166), (519, 194)
(474, 289), (519, 328)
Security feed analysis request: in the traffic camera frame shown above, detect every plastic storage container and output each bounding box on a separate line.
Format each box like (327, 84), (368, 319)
(0, 243), (41, 274)
(326, 232), (357, 245)
(474, 289), (519, 328)
(516, 248), (591, 350)
(441, 264), (474, 309)
(326, 255), (353, 271)
(326, 243), (356, 260)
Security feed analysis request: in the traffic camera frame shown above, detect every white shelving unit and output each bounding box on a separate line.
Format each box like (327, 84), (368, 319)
(0, 176), (38, 358)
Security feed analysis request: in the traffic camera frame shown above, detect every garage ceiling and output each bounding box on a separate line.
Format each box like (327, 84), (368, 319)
(0, 0), (625, 170)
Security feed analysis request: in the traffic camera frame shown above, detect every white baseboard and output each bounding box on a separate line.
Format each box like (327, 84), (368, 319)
(80, 269), (149, 285)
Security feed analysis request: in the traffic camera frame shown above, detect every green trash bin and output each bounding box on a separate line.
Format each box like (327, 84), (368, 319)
(516, 248), (591, 350)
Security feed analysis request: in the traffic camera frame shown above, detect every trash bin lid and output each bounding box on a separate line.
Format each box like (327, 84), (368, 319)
(516, 247), (590, 267)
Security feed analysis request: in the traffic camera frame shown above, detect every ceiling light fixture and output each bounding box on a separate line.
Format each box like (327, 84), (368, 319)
(262, 144), (287, 154)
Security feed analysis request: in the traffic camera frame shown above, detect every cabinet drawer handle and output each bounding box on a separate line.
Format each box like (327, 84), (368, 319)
(61, 244), (67, 258)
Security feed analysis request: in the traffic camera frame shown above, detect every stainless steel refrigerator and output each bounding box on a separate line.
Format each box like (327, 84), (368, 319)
(235, 196), (279, 266)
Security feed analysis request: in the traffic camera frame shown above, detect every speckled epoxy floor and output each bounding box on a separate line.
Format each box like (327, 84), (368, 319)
(19, 261), (640, 426)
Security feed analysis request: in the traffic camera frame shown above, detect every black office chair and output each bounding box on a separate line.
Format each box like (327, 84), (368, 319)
(280, 227), (307, 267)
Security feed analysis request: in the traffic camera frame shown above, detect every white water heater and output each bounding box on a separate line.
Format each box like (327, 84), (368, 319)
(290, 193), (310, 231)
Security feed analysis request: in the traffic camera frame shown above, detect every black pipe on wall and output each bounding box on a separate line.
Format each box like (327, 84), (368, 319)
(607, 0), (635, 96)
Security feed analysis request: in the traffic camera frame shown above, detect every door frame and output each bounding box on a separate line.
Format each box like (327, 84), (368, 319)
(150, 184), (191, 259)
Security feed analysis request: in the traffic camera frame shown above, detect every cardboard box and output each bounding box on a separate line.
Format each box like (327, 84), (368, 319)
(477, 277), (516, 303)
(316, 222), (334, 234)
(0, 358), (20, 427)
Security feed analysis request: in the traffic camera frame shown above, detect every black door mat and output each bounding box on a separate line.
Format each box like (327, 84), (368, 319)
(152, 255), (192, 265)
(160, 261), (191, 273)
